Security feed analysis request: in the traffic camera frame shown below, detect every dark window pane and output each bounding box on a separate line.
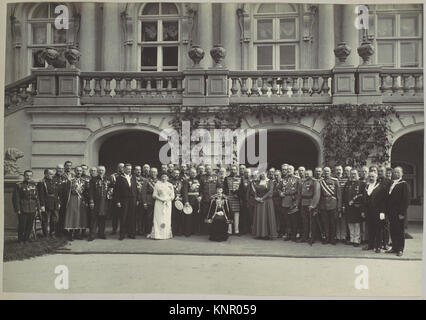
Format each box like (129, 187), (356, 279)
(163, 21), (179, 41)
(142, 3), (159, 15)
(32, 23), (47, 44)
(53, 28), (67, 44)
(142, 22), (158, 41)
(161, 3), (178, 15)
(280, 19), (296, 40)
(163, 46), (178, 69)
(141, 47), (157, 70)
(257, 20), (273, 40)
(257, 46), (273, 69)
(32, 4), (48, 18)
(280, 45), (296, 69)
(401, 41), (419, 67)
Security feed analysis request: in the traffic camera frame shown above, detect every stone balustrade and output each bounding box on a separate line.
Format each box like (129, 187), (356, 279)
(4, 75), (37, 110)
(228, 70), (332, 104)
(79, 71), (184, 105)
(379, 68), (423, 103)
(3, 67), (423, 114)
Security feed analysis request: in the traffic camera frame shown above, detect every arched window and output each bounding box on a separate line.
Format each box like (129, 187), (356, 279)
(254, 3), (299, 70)
(28, 3), (70, 67)
(369, 4), (423, 67)
(138, 3), (180, 71)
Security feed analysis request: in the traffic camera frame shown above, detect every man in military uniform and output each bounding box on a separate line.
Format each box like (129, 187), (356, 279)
(160, 164), (169, 178)
(37, 169), (60, 238)
(297, 167), (306, 180)
(182, 168), (201, 236)
(81, 164), (90, 181)
(13, 170), (43, 243)
(334, 165), (349, 243)
(314, 167), (323, 180)
(142, 164), (150, 178)
(64, 160), (75, 180)
(170, 169), (184, 236)
(342, 169), (365, 247)
(134, 166), (147, 235)
(224, 164), (241, 235)
(196, 165), (205, 181)
(109, 163), (124, 235)
(279, 165), (301, 241)
(180, 164), (190, 180)
(141, 167), (158, 235)
(239, 164), (246, 178)
(53, 164), (68, 237)
(319, 167), (342, 245)
(89, 166), (110, 240)
(358, 166), (369, 183)
(199, 164), (219, 235)
(298, 172), (321, 244)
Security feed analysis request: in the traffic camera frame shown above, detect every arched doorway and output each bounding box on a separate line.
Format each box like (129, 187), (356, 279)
(98, 131), (166, 174)
(391, 130), (424, 213)
(239, 130), (320, 170)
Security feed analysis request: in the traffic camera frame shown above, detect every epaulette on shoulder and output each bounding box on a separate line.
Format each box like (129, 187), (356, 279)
(330, 177), (338, 181)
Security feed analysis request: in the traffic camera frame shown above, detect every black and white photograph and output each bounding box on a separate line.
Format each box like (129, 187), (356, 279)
(0, 0), (424, 299)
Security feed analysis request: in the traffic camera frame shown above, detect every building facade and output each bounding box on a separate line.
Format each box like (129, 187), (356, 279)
(4, 2), (424, 226)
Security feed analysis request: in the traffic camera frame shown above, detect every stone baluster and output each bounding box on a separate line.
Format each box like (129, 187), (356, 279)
(260, 77), (269, 96)
(250, 77), (259, 96)
(281, 77), (289, 96)
(301, 77), (309, 96)
(321, 75), (330, 96)
(291, 77), (299, 96)
(270, 78), (278, 96)
(104, 78), (112, 97)
(125, 78), (133, 97)
(146, 78), (153, 97)
(402, 74), (411, 95)
(240, 77), (248, 96)
(114, 78), (122, 97)
(83, 77), (92, 96)
(413, 74), (422, 95)
(94, 78), (102, 97)
(311, 76), (320, 95)
(391, 74), (400, 95)
(166, 78), (173, 96)
(176, 77), (184, 95)
(230, 78), (239, 96)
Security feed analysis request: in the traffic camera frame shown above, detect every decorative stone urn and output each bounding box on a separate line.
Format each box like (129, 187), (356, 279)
(334, 42), (351, 64)
(43, 47), (66, 68)
(357, 41), (375, 65)
(65, 46), (81, 68)
(210, 44), (226, 68)
(188, 45), (205, 68)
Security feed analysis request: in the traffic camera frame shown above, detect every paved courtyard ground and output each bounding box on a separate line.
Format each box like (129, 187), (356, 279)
(2, 223), (423, 297)
(54, 223), (423, 260)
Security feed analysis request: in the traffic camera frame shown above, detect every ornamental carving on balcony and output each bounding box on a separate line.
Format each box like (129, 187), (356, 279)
(334, 42), (352, 64)
(188, 45), (205, 67)
(357, 41), (375, 65)
(4, 147), (24, 177)
(210, 44), (226, 68)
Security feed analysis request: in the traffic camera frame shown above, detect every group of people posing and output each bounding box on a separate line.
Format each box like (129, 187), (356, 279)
(12, 161), (410, 256)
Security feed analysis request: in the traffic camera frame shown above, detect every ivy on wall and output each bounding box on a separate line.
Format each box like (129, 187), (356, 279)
(169, 104), (398, 167)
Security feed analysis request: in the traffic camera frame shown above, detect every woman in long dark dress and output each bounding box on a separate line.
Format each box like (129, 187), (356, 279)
(251, 172), (278, 240)
(206, 185), (233, 242)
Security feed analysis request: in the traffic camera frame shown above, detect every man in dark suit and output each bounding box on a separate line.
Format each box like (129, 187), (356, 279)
(386, 167), (410, 257)
(362, 171), (388, 253)
(113, 163), (138, 240)
(378, 165), (392, 250)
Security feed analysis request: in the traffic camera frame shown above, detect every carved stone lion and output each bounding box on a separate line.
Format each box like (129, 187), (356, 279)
(4, 147), (24, 177)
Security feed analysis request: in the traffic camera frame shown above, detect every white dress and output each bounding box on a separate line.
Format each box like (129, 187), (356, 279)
(148, 181), (175, 240)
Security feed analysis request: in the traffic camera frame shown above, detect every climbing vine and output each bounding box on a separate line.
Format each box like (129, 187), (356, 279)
(169, 104), (398, 167)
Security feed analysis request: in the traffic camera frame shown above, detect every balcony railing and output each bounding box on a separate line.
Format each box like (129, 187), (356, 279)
(228, 70), (332, 104)
(80, 71), (184, 105)
(3, 66), (423, 114)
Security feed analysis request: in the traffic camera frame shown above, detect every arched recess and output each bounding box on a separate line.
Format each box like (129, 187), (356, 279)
(390, 127), (424, 207)
(85, 123), (167, 174)
(237, 122), (323, 170)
